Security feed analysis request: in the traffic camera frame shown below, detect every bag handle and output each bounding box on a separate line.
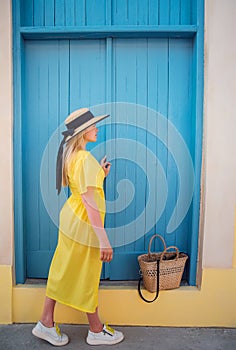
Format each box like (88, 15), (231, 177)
(148, 234), (166, 258)
(138, 234), (166, 303)
(160, 246), (179, 261)
(138, 259), (160, 303)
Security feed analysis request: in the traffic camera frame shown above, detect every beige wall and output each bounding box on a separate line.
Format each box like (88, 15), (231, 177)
(0, 0), (235, 272)
(203, 0), (236, 267)
(0, 0), (13, 266)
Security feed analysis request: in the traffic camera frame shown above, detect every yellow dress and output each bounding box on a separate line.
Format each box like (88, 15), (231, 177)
(46, 150), (105, 313)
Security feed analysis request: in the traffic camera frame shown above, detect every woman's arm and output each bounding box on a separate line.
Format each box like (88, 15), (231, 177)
(82, 187), (113, 262)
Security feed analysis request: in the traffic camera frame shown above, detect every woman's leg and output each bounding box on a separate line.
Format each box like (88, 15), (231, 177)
(40, 296), (56, 327)
(32, 296), (69, 346)
(86, 307), (103, 332)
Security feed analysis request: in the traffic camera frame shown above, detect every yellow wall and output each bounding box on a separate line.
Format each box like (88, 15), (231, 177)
(1, 0), (236, 327)
(8, 266), (236, 327)
(0, 266), (13, 324)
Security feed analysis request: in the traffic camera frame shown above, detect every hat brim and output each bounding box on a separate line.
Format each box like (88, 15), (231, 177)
(65, 114), (109, 143)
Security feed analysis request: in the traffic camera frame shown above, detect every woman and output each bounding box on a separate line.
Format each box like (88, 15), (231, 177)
(32, 108), (124, 346)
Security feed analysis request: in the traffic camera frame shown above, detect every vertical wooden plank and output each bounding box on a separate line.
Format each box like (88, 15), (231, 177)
(104, 38), (112, 199)
(168, 38), (193, 251)
(134, 39), (148, 253)
(144, 39), (169, 252)
(148, 0), (159, 25)
(24, 41), (40, 256)
(34, 0), (45, 26)
(74, 0), (86, 26)
(159, 0), (170, 25)
(70, 40), (106, 110)
(46, 43), (58, 251)
(104, 39), (118, 264)
(164, 38), (178, 249)
(106, 0), (112, 25)
(89, 41), (107, 161)
(145, 39), (169, 251)
(121, 40), (137, 253)
(55, 0), (65, 26)
(170, 0), (180, 25)
(110, 40), (125, 251)
(65, 0), (75, 26)
(85, 0), (106, 25)
(127, 0), (137, 25)
(191, 0), (197, 25)
(58, 41), (70, 120)
(100, 37), (113, 279)
(137, 0), (148, 25)
(21, 0), (34, 26)
(151, 39), (169, 250)
(37, 43), (52, 252)
(180, 0), (191, 24)
(45, 0), (55, 26)
(146, 39), (162, 250)
(109, 0), (155, 25)
(24, 42), (57, 259)
(112, 0), (129, 25)
(57, 39), (71, 243)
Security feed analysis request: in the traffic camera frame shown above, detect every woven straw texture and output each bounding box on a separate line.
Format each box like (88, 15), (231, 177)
(138, 234), (188, 292)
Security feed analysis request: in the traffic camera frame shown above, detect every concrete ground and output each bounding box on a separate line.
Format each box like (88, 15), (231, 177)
(0, 324), (236, 350)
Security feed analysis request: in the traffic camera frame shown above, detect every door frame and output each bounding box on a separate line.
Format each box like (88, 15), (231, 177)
(13, 0), (204, 284)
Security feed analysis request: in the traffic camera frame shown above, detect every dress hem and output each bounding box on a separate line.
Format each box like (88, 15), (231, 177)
(46, 292), (98, 314)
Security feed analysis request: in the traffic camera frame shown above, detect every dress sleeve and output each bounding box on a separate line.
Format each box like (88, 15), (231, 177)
(73, 152), (105, 194)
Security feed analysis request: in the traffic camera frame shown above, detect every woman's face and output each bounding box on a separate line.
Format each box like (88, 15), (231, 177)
(83, 124), (98, 143)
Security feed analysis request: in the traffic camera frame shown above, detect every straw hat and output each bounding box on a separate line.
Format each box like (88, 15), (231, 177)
(56, 108), (109, 194)
(63, 107), (109, 143)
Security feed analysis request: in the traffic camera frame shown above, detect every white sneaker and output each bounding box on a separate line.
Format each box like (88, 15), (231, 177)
(86, 324), (124, 345)
(32, 321), (69, 346)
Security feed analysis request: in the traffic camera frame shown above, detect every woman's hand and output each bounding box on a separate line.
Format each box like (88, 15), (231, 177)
(100, 246), (113, 262)
(100, 155), (111, 177)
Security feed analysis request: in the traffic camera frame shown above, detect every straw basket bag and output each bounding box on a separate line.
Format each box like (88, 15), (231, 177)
(138, 234), (188, 303)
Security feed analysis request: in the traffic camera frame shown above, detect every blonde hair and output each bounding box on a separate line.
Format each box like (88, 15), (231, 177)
(62, 131), (86, 187)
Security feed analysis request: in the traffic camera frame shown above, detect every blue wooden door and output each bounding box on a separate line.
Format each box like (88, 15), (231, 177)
(103, 38), (194, 280)
(24, 39), (107, 277)
(24, 37), (194, 281)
